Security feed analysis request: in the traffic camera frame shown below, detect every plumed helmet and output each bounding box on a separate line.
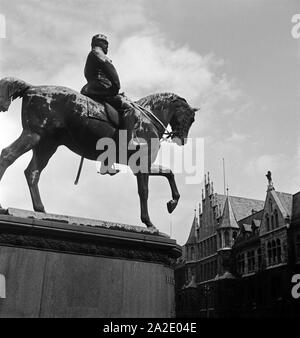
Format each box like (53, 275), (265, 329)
(91, 34), (108, 47)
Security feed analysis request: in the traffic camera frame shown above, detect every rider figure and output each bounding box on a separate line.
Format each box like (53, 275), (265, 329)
(81, 34), (138, 175)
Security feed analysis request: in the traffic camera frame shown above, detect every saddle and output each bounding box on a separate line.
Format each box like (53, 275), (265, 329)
(81, 84), (120, 128)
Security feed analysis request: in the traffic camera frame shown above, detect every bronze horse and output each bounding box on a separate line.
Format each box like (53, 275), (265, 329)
(0, 77), (197, 229)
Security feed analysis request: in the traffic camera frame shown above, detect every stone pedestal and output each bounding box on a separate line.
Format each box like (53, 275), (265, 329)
(0, 208), (181, 318)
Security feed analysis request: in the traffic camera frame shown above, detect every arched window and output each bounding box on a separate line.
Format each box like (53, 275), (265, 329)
(238, 253), (245, 275)
(191, 246), (195, 260)
(272, 240), (276, 265)
(271, 215), (275, 230)
(274, 209), (279, 227)
(269, 199), (273, 212)
(219, 233), (222, 248)
(257, 248), (262, 268)
(267, 242), (272, 265)
(265, 214), (270, 232)
(224, 231), (230, 247)
(276, 238), (282, 263)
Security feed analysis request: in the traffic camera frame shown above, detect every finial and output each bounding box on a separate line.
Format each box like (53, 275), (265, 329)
(266, 170), (274, 191)
(202, 188), (204, 200)
(208, 171), (210, 183)
(211, 181), (214, 194)
(226, 187), (229, 196)
(204, 174), (207, 185)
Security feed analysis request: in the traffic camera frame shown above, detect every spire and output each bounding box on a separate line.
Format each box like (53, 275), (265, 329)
(219, 196), (239, 229)
(266, 170), (274, 191)
(186, 211), (199, 244)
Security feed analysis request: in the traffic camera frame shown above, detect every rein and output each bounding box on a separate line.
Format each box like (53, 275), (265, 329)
(130, 102), (174, 140)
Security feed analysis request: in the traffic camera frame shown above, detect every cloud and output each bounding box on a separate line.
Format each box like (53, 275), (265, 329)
(245, 154), (285, 176)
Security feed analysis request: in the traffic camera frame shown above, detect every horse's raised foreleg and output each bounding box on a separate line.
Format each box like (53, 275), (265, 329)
(135, 172), (156, 229)
(24, 141), (57, 213)
(149, 164), (180, 214)
(0, 129), (41, 181)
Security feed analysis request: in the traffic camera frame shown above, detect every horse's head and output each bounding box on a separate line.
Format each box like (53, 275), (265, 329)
(169, 97), (199, 145)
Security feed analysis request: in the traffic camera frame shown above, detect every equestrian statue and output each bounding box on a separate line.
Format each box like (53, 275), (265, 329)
(0, 34), (198, 230)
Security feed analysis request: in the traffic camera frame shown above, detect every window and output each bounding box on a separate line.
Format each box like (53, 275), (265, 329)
(257, 248), (262, 268)
(271, 215), (275, 230)
(265, 214), (270, 232)
(247, 250), (255, 273)
(219, 233), (222, 248)
(191, 246), (195, 260)
(269, 199), (273, 212)
(276, 239), (282, 263)
(238, 253), (245, 275)
(274, 209), (279, 227)
(224, 231), (230, 247)
(267, 242), (272, 265)
(233, 231), (238, 241)
(272, 240), (276, 264)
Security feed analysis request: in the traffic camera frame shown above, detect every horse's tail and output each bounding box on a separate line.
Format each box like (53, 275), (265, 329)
(0, 77), (31, 112)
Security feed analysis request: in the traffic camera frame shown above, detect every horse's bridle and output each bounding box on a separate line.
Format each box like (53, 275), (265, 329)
(131, 102), (177, 141)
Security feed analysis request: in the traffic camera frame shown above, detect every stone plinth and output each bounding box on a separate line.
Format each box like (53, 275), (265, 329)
(0, 208), (181, 318)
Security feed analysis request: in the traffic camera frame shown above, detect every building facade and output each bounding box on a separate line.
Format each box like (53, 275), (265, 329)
(175, 173), (300, 317)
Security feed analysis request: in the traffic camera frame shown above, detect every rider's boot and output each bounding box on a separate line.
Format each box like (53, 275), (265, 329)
(122, 106), (147, 148)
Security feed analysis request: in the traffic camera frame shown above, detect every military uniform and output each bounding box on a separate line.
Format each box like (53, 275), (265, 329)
(81, 34), (139, 175)
(81, 37), (135, 132)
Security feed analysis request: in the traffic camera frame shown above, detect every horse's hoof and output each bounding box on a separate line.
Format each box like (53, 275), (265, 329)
(167, 200), (178, 214)
(99, 168), (120, 176)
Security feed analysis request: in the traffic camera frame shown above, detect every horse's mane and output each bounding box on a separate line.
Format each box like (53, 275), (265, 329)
(136, 92), (185, 108)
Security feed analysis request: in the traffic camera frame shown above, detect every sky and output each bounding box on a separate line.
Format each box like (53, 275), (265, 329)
(0, 0), (299, 245)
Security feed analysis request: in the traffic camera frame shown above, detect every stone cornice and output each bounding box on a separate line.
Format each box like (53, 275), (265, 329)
(0, 209), (182, 267)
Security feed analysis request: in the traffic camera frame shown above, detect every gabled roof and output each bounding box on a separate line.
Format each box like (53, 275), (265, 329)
(274, 191), (293, 217)
(219, 197), (239, 229)
(186, 214), (198, 244)
(214, 194), (264, 222)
